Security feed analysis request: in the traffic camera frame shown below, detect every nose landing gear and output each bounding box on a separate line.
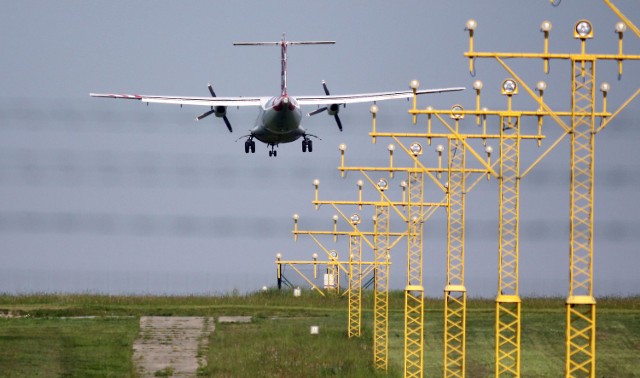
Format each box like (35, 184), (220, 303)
(268, 144), (278, 157)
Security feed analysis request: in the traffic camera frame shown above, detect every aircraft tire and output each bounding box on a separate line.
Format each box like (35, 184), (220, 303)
(250, 141), (256, 153)
(274, 150), (277, 157)
(244, 141), (250, 153)
(302, 140), (307, 152)
(308, 140), (313, 152)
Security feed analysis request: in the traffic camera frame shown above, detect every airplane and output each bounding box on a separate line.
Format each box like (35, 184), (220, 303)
(91, 34), (464, 157)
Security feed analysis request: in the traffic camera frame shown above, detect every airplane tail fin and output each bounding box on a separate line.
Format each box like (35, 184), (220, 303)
(234, 34), (335, 96)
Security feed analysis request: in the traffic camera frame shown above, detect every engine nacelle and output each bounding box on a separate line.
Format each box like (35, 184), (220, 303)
(327, 103), (340, 116)
(214, 106), (227, 118)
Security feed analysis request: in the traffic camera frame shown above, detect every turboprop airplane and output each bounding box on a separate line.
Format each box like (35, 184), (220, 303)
(91, 34), (464, 157)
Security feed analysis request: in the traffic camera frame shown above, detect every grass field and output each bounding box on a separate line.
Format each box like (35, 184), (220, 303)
(0, 291), (638, 377)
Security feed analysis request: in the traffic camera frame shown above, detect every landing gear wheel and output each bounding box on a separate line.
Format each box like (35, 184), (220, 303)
(250, 141), (255, 153)
(273, 150), (277, 157)
(302, 140), (307, 152)
(307, 140), (313, 152)
(244, 140), (250, 153)
(269, 150), (273, 157)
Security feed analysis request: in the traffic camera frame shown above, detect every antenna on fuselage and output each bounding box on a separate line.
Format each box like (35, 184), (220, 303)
(233, 34), (335, 96)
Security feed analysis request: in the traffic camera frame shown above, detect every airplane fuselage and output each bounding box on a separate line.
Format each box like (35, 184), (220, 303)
(251, 95), (305, 145)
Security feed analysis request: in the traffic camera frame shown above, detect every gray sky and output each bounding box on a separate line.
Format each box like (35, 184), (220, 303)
(1, 1), (639, 296)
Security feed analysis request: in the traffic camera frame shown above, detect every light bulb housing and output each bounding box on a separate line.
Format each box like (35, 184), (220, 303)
(466, 19), (477, 31)
(376, 178), (389, 191)
(501, 79), (518, 95)
(574, 20), (593, 39)
(410, 142), (423, 156)
(450, 104), (465, 120)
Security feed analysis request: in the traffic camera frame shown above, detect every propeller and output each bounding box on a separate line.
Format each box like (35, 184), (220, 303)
(307, 80), (343, 132)
(196, 84), (233, 132)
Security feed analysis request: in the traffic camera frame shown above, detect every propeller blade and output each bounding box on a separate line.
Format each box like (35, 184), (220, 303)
(208, 84), (216, 97)
(223, 115), (233, 132)
(322, 80), (330, 96)
(334, 115), (343, 132)
(196, 108), (216, 121)
(308, 107), (328, 117)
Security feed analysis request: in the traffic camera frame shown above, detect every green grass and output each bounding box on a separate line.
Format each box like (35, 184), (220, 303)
(0, 316), (138, 377)
(0, 291), (638, 377)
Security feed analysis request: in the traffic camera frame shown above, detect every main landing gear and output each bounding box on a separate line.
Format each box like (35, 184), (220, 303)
(244, 139), (256, 154)
(302, 138), (313, 153)
(268, 144), (278, 157)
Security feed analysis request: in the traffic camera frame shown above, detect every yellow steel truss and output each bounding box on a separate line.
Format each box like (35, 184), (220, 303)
(445, 137), (467, 378)
(405, 169), (424, 378)
(567, 58), (596, 378)
(496, 114), (522, 377)
(374, 203), (390, 371)
(348, 233), (363, 338)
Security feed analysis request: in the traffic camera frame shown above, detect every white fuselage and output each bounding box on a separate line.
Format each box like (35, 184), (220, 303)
(250, 95), (305, 145)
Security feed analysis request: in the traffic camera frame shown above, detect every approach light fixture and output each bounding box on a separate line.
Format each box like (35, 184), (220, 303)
(436, 144), (445, 153)
(473, 80), (483, 90)
(615, 22), (627, 34)
(330, 250), (338, 259)
(350, 213), (361, 225)
(465, 19), (477, 31)
(540, 20), (552, 32)
(332, 214), (339, 222)
(410, 79), (420, 90)
(293, 213), (299, 221)
(370, 104), (379, 114)
(536, 81), (547, 92)
(501, 79), (518, 95)
(313, 179), (320, 187)
(450, 104), (464, 120)
(574, 20), (593, 39)
(600, 82), (610, 93)
(376, 178), (389, 191)
(338, 143), (347, 151)
(400, 181), (407, 189)
(410, 142), (423, 156)
(387, 144), (395, 152)
(485, 145), (493, 155)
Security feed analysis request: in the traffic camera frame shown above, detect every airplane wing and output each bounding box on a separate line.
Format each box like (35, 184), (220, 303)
(295, 87), (465, 106)
(90, 93), (266, 107)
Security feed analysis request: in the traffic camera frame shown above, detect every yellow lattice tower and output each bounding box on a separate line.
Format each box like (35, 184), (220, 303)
(375, 92), (495, 377)
(445, 130), (467, 378)
(338, 136), (448, 375)
(348, 232), (363, 337)
(405, 167), (424, 378)
(496, 83), (522, 376)
(373, 196), (390, 370)
(463, 4), (640, 375)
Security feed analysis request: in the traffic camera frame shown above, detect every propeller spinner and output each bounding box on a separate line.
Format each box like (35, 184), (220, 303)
(196, 84), (233, 132)
(307, 81), (343, 131)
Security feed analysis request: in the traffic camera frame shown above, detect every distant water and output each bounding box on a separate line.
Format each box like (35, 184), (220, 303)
(0, 268), (635, 297)
(0, 269), (273, 296)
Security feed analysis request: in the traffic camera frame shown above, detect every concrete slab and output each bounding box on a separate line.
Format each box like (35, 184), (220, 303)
(218, 316), (252, 323)
(133, 316), (214, 377)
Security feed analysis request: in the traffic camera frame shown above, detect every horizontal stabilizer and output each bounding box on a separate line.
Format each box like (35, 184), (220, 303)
(233, 41), (335, 46)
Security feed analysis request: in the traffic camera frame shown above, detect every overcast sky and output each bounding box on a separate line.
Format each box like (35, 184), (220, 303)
(1, 1), (639, 296)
